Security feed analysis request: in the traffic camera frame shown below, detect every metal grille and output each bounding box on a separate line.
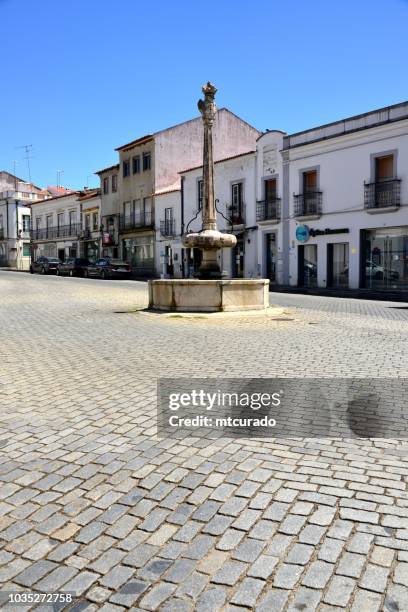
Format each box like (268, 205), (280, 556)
(364, 179), (401, 209)
(256, 198), (281, 222)
(294, 191), (322, 217)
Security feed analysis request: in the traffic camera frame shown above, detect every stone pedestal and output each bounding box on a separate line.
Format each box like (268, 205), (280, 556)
(148, 279), (270, 312)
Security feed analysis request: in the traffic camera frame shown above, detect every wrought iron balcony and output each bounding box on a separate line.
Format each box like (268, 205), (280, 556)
(256, 198), (281, 222)
(294, 191), (322, 217)
(227, 204), (245, 226)
(160, 219), (176, 237)
(364, 179), (401, 210)
(119, 212), (153, 232)
(30, 223), (81, 240)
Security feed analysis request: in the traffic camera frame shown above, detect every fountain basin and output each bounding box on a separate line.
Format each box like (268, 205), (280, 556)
(148, 279), (270, 312)
(183, 229), (237, 250)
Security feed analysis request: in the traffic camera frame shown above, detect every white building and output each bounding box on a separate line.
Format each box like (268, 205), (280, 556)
(283, 100), (408, 294)
(0, 172), (46, 270)
(30, 191), (82, 260)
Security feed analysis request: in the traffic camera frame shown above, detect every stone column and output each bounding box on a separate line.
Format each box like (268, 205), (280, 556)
(199, 82), (217, 232)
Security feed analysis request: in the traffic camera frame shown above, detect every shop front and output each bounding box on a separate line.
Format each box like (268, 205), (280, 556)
(361, 226), (408, 291)
(122, 233), (155, 277)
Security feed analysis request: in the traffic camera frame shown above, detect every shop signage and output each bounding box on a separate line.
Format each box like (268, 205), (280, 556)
(309, 228), (349, 237)
(296, 225), (310, 242)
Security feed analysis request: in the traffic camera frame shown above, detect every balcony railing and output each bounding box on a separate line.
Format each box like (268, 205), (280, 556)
(364, 179), (401, 210)
(30, 223), (81, 240)
(119, 212), (153, 232)
(160, 219), (176, 237)
(227, 204), (245, 226)
(256, 198), (281, 222)
(294, 191), (322, 217)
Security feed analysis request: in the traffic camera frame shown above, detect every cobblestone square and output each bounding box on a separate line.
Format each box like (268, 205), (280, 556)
(1, 271), (408, 611)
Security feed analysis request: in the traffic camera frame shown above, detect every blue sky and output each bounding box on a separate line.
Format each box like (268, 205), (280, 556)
(2, 0), (408, 189)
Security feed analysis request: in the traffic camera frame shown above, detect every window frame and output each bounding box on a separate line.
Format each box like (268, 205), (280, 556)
(142, 152), (151, 172)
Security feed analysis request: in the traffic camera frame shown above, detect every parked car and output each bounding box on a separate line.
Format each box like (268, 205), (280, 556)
(57, 257), (90, 277)
(30, 256), (60, 274)
(84, 258), (131, 279)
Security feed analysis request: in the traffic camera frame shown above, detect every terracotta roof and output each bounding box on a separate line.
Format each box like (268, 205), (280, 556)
(115, 135), (154, 152)
(179, 150), (255, 175)
(95, 163), (120, 175)
(78, 188), (101, 201)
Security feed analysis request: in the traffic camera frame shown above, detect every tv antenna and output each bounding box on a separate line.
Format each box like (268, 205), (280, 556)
(16, 144), (33, 184)
(57, 170), (64, 188)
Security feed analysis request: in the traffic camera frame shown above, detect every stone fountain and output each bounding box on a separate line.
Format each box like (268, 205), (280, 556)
(148, 82), (269, 312)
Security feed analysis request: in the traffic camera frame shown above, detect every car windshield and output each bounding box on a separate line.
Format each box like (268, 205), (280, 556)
(47, 258), (60, 263)
(76, 259), (89, 264)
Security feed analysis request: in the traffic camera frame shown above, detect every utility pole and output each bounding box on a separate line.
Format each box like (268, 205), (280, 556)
(16, 145), (33, 184)
(57, 170), (64, 188)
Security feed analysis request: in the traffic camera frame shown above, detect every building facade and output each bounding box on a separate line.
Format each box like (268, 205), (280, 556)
(284, 101), (408, 293)
(0, 172), (45, 269)
(97, 109), (260, 276)
(30, 189), (101, 261)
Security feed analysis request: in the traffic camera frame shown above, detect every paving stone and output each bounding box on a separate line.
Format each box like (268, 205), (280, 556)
(323, 576), (355, 607)
(123, 543), (158, 568)
(327, 519), (354, 540)
(147, 523), (178, 545)
(202, 515), (233, 536)
(87, 586), (113, 604)
(89, 549), (126, 574)
(192, 501), (221, 522)
(196, 587), (226, 612)
(231, 537), (265, 562)
(76, 521), (107, 544)
(48, 542), (80, 562)
(278, 514), (307, 535)
(198, 550), (228, 575)
(384, 584), (408, 612)
(100, 565), (135, 589)
(299, 524), (326, 545)
(163, 559), (196, 583)
(15, 560), (57, 587)
(263, 502), (289, 521)
(287, 587), (322, 612)
(211, 560), (247, 586)
(286, 543), (314, 565)
(347, 532), (375, 554)
(35, 565), (78, 591)
(309, 506), (337, 526)
(185, 535), (215, 560)
(336, 552), (366, 578)
(302, 560), (334, 588)
(250, 518), (277, 540)
(351, 589), (383, 612)
(139, 583), (176, 610)
(161, 598), (193, 612)
(219, 496), (248, 516)
(232, 509), (261, 531)
(248, 554), (279, 579)
(216, 528), (245, 551)
(57, 570), (98, 595)
(273, 563), (303, 589)
(266, 534), (294, 556)
(256, 588), (289, 612)
(359, 563), (389, 593)
(318, 537), (345, 563)
(231, 577), (265, 607)
(393, 562), (408, 587)
(176, 571), (208, 599)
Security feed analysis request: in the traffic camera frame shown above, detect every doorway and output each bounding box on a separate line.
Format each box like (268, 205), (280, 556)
(266, 233), (277, 283)
(232, 237), (244, 278)
(298, 244), (317, 287)
(327, 243), (349, 288)
(58, 248), (65, 262)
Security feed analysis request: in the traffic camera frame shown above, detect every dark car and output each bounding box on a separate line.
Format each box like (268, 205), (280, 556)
(30, 256), (60, 274)
(57, 257), (90, 277)
(84, 257), (131, 279)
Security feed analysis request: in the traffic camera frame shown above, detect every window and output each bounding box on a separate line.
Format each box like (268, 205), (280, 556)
(197, 180), (204, 210)
(23, 243), (30, 256)
(22, 215), (30, 231)
(143, 152), (151, 171)
(265, 179), (277, 202)
(123, 160), (130, 177)
(69, 211), (76, 232)
(92, 212), (98, 231)
(112, 175), (117, 192)
(57, 213), (64, 230)
(103, 177), (109, 194)
(143, 197), (152, 224)
(85, 214), (91, 229)
(231, 182), (244, 223)
(132, 156), (141, 174)
(36, 217), (41, 229)
(0, 214), (3, 229)
(375, 155), (394, 181)
(303, 170), (317, 193)
(46, 215), (53, 229)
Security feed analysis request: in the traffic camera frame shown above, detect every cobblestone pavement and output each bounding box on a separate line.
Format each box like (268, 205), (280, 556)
(0, 271), (408, 612)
